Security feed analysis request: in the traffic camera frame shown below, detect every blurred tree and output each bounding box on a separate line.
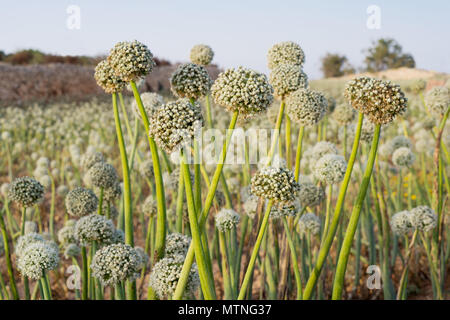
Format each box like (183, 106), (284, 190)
(321, 53), (355, 78)
(364, 38), (415, 72)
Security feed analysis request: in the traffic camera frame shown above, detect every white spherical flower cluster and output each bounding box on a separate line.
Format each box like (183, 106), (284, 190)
(424, 86), (449, 117)
(91, 243), (142, 286)
(64, 243), (81, 259)
(141, 195), (158, 217)
(149, 98), (204, 153)
(139, 159), (154, 180)
(267, 41), (305, 70)
(108, 40), (155, 82)
(132, 92), (164, 121)
(57, 220), (77, 246)
(390, 210), (414, 235)
(215, 209), (240, 231)
(94, 60), (126, 94)
(313, 154), (347, 185)
(344, 77), (407, 124)
(211, 67), (274, 119)
(65, 187), (98, 217)
(8, 177), (44, 207)
(298, 213), (321, 235)
(333, 103), (356, 125)
(17, 242), (59, 280)
(149, 254), (200, 299)
(24, 221), (37, 234)
(410, 206), (437, 232)
(15, 232), (45, 257)
(268, 198), (301, 219)
(243, 195), (259, 219)
(190, 44), (214, 65)
(102, 182), (122, 202)
(74, 214), (115, 246)
(81, 151), (105, 171)
(251, 166), (300, 203)
(170, 63), (212, 100)
(269, 64), (308, 98)
(348, 118), (375, 143)
(297, 182), (325, 208)
(165, 233), (191, 257)
(286, 89), (327, 126)
(87, 162), (118, 189)
(392, 147), (415, 167)
(306, 141), (338, 170)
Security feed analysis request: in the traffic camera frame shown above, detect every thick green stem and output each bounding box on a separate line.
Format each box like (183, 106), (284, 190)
(266, 101), (285, 165)
(0, 213), (19, 299)
(130, 81), (166, 262)
(112, 93), (136, 300)
(303, 113), (364, 299)
(294, 126), (305, 181)
(181, 150), (216, 299)
(331, 123), (381, 300)
(282, 217), (303, 299)
(238, 199), (274, 300)
(172, 111), (239, 300)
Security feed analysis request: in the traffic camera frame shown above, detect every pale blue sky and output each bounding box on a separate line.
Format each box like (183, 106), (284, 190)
(1, 0), (449, 79)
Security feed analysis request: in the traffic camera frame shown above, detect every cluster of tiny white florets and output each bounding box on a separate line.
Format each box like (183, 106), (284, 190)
(102, 182), (122, 202)
(385, 136), (412, 156)
(141, 195), (157, 217)
(91, 243), (142, 286)
(215, 209), (241, 231)
(149, 98), (204, 153)
(251, 166), (300, 203)
(344, 77), (408, 124)
(94, 60), (126, 94)
(286, 89), (327, 126)
(390, 206), (437, 235)
(390, 210), (414, 235)
(17, 242), (59, 280)
(57, 219), (77, 246)
(333, 103), (356, 125)
(305, 141), (338, 170)
(65, 187), (98, 217)
(298, 213), (321, 235)
(268, 198), (301, 219)
(24, 221), (37, 234)
(424, 86), (449, 117)
(139, 159), (154, 180)
(132, 92), (164, 120)
(15, 232), (45, 256)
(211, 67), (274, 119)
(64, 243), (82, 259)
(190, 44), (214, 65)
(87, 162), (119, 189)
(170, 63), (212, 99)
(348, 118), (375, 143)
(267, 41), (305, 69)
(324, 93), (337, 114)
(149, 254), (200, 299)
(243, 195), (259, 219)
(74, 214), (115, 246)
(8, 177), (44, 207)
(313, 154), (347, 184)
(297, 182), (325, 208)
(81, 151), (105, 170)
(269, 64), (308, 98)
(392, 147), (415, 167)
(410, 206), (438, 232)
(165, 233), (191, 257)
(107, 40), (155, 82)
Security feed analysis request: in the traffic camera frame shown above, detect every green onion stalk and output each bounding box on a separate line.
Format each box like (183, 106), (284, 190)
(0, 212), (19, 299)
(129, 81), (167, 263)
(112, 93), (136, 300)
(172, 111), (239, 300)
(303, 113), (364, 299)
(331, 123), (381, 299)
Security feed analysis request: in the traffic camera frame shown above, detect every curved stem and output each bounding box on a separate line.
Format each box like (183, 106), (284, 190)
(266, 100), (285, 166)
(181, 150), (216, 299)
(172, 111), (239, 300)
(238, 199), (274, 300)
(303, 113), (364, 299)
(112, 93), (136, 300)
(294, 126), (305, 181)
(130, 81), (167, 262)
(332, 123), (381, 300)
(282, 216), (303, 299)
